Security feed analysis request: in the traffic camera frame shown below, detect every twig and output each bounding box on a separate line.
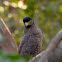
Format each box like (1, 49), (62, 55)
(0, 17), (18, 53)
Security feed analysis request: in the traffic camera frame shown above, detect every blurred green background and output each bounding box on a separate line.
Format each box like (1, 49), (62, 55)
(0, 0), (62, 62)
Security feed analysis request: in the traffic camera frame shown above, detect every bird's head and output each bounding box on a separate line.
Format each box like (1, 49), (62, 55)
(23, 17), (34, 28)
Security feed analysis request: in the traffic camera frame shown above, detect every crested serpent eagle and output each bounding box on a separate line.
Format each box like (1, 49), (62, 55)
(18, 17), (42, 57)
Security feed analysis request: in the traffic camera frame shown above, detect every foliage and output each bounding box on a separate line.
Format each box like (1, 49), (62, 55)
(0, 0), (62, 61)
(0, 50), (31, 62)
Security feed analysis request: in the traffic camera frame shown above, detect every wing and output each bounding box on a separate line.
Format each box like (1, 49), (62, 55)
(20, 34), (42, 56)
(18, 36), (26, 54)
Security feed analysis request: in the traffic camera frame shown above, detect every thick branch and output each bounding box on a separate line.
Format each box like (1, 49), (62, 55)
(29, 29), (62, 62)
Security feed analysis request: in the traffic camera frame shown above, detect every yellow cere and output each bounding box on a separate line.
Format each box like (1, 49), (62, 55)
(25, 20), (31, 25)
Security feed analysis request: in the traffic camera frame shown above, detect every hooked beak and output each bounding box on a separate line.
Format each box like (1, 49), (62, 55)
(25, 23), (28, 27)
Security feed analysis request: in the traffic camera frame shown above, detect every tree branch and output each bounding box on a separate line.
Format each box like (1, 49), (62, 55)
(28, 29), (62, 62)
(0, 17), (17, 53)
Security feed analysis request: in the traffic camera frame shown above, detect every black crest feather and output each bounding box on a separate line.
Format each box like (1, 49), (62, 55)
(23, 17), (32, 22)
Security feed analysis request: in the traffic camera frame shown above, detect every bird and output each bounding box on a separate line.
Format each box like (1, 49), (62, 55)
(18, 17), (42, 57)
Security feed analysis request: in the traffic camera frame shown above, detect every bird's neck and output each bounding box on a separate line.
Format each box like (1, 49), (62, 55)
(24, 23), (35, 34)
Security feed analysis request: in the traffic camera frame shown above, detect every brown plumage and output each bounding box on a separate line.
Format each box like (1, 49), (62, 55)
(18, 17), (42, 57)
